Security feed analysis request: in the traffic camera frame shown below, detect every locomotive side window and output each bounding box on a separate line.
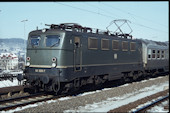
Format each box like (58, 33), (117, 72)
(88, 37), (98, 50)
(112, 40), (119, 50)
(30, 35), (40, 47)
(152, 50), (156, 59)
(148, 49), (151, 59)
(101, 39), (109, 50)
(122, 41), (128, 51)
(157, 50), (160, 59)
(46, 35), (60, 47)
(130, 42), (136, 51)
(161, 50), (165, 59)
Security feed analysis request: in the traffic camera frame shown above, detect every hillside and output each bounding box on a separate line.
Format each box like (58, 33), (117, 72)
(0, 38), (27, 53)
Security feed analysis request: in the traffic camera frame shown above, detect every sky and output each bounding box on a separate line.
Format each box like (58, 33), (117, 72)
(0, 1), (169, 42)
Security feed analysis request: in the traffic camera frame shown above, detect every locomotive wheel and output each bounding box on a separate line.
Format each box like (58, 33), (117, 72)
(61, 83), (73, 94)
(94, 76), (100, 85)
(123, 76), (131, 82)
(52, 82), (60, 94)
(80, 79), (87, 86)
(34, 86), (40, 93)
(152, 71), (158, 77)
(74, 78), (80, 89)
(94, 76), (103, 88)
(133, 75), (138, 81)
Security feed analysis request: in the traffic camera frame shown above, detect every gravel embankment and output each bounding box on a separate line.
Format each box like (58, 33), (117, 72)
(17, 75), (169, 112)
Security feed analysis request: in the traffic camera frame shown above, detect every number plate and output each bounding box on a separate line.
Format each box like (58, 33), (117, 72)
(35, 69), (45, 72)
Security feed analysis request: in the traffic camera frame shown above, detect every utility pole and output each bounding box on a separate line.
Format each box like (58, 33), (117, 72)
(21, 19), (28, 66)
(21, 19), (28, 40)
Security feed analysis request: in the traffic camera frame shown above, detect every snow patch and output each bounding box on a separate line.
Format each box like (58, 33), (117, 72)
(147, 100), (169, 112)
(58, 97), (72, 101)
(64, 82), (169, 112)
(0, 79), (19, 88)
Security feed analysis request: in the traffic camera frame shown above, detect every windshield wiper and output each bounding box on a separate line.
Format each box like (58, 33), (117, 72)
(32, 44), (35, 48)
(50, 42), (59, 47)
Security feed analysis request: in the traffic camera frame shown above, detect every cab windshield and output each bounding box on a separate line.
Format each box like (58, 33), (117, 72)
(30, 35), (40, 47)
(46, 35), (60, 47)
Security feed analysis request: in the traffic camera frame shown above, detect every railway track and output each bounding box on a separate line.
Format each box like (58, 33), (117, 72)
(0, 92), (57, 111)
(133, 95), (169, 112)
(0, 85), (61, 111)
(108, 88), (169, 113)
(0, 74), (168, 112)
(0, 85), (31, 95)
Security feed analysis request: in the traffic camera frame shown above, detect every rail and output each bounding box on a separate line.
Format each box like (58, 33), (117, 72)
(133, 95), (169, 113)
(0, 92), (54, 111)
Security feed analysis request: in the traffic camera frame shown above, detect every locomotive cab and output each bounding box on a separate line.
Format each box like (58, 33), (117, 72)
(22, 29), (67, 92)
(26, 29), (65, 67)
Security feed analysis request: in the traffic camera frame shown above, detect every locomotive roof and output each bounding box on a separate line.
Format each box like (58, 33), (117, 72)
(29, 23), (168, 48)
(29, 23), (134, 40)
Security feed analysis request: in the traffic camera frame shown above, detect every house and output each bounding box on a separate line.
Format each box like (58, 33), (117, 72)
(0, 53), (18, 70)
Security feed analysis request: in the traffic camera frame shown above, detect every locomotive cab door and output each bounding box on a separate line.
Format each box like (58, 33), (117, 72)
(74, 36), (82, 71)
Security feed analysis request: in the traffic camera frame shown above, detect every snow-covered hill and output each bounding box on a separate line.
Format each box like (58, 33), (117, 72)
(0, 38), (27, 53)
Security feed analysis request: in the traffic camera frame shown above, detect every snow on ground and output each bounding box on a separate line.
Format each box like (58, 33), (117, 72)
(147, 100), (169, 112)
(0, 78), (19, 88)
(1, 76), (169, 113)
(64, 81), (169, 112)
(130, 96), (169, 112)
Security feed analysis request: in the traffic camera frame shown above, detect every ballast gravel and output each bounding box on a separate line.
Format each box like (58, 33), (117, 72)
(17, 75), (169, 112)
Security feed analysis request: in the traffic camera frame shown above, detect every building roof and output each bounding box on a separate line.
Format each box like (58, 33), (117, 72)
(0, 53), (18, 59)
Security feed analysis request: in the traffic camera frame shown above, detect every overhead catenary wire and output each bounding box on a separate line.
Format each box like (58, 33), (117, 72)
(85, 2), (122, 19)
(56, 2), (115, 19)
(88, 2), (168, 34)
(131, 22), (168, 33)
(56, 2), (168, 34)
(102, 2), (168, 28)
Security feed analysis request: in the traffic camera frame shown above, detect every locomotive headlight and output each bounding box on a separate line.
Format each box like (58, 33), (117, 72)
(52, 63), (56, 67)
(42, 28), (46, 33)
(26, 62), (30, 66)
(26, 57), (31, 66)
(52, 57), (57, 67)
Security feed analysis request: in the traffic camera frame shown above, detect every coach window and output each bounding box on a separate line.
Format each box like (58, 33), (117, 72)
(112, 40), (119, 50)
(157, 50), (160, 59)
(161, 50), (165, 59)
(148, 49), (151, 60)
(122, 41), (128, 51)
(152, 50), (156, 59)
(101, 39), (109, 50)
(88, 37), (98, 50)
(130, 42), (136, 51)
